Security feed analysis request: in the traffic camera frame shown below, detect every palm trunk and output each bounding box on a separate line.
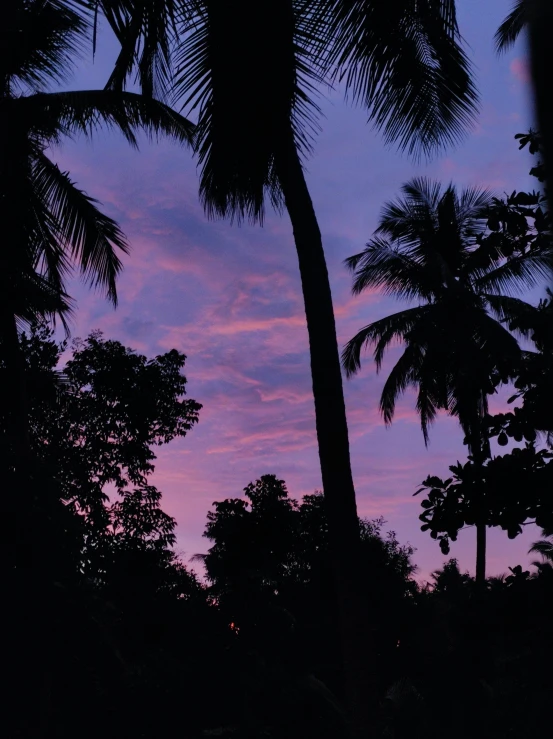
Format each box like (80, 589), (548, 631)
(275, 131), (372, 738)
(472, 434), (490, 587)
(476, 522), (486, 585)
(529, 0), (553, 222)
(0, 304), (32, 580)
(0, 305), (31, 470)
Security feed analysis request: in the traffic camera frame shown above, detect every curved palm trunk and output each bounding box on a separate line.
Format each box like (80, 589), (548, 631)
(476, 522), (486, 584)
(275, 131), (372, 738)
(529, 0), (553, 221)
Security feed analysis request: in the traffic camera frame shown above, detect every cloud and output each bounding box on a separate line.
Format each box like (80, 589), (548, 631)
(510, 57), (531, 85)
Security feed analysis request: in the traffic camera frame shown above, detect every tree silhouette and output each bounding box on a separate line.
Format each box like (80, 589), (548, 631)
(430, 558), (473, 594)
(199, 474), (417, 707)
(343, 177), (551, 581)
(1, 326), (201, 579)
(2, 325), (214, 738)
(415, 441), (552, 560)
(91, 5), (478, 728)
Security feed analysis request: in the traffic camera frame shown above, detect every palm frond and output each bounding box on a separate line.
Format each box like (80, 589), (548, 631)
(494, 0), (528, 53)
(33, 151), (129, 305)
(14, 271), (74, 333)
(0, 0), (90, 94)
(100, 0), (182, 100)
(529, 534), (553, 562)
(341, 305), (431, 376)
(377, 180), (441, 247)
(482, 293), (538, 333)
(378, 342), (442, 443)
(456, 185), (494, 224)
(15, 90), (195, 148)
(472, 249), (553, 296)
(346, 237), (436, 300)
(320, 0), (478, 157)
(400, 177), (445, 213)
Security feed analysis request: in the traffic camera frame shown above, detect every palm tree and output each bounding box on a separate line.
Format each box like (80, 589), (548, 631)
(430, 558), (472, 595)
(342, 178), (552, 583)
(0, 1), (195, 471)
(90, 2), (478, 731)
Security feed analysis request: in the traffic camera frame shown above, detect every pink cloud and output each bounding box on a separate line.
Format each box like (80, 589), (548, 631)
(510, 57), (531, 85)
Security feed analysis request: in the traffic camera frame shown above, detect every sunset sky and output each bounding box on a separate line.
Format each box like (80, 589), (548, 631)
(55, 0), (544, 581)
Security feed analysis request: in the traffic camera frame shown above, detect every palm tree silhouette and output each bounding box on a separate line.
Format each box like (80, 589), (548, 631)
(92, 5), (478, 729)
(0, 1), (194, 469)
(343, 178), (551, 582)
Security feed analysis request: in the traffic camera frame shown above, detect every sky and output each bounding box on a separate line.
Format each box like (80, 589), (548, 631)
(53, 0), (546, 581)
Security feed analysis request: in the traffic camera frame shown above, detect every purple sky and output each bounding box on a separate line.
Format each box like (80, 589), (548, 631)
(54, 1), (546, 581)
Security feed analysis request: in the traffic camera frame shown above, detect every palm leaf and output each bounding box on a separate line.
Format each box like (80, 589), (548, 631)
(482, 293), (539, 332)
(494, 0), (528, 53)
(100, 0), (182, 100)
(529, 535), (553, 562)
(472, 249), (553, 296)
(14, 271), (74, 332)
(14, 89), (195, 148)
(32, 151), (129, 305)
(346, 237), (436, 300)
(377, 180), (442, 247)
(378, 341), (443, 443)
(0, 0), (90, 94)
(320, 0), (478, 156)
(342, 305), (431, 376)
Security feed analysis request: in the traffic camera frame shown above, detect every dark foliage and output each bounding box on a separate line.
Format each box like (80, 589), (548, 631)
(1, 327), (223, 738)
(198, 474), (417, 733)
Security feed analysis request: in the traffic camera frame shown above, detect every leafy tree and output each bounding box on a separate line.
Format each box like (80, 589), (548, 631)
(342, 174), (552, 580)
(200, 474), (416, 702)
(2, 325), (218, 738)
(1, 325), (201, 579)
(0, 0), (195, 479)
(415, 443), (552, 558)
(90, 4), (478, 728)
